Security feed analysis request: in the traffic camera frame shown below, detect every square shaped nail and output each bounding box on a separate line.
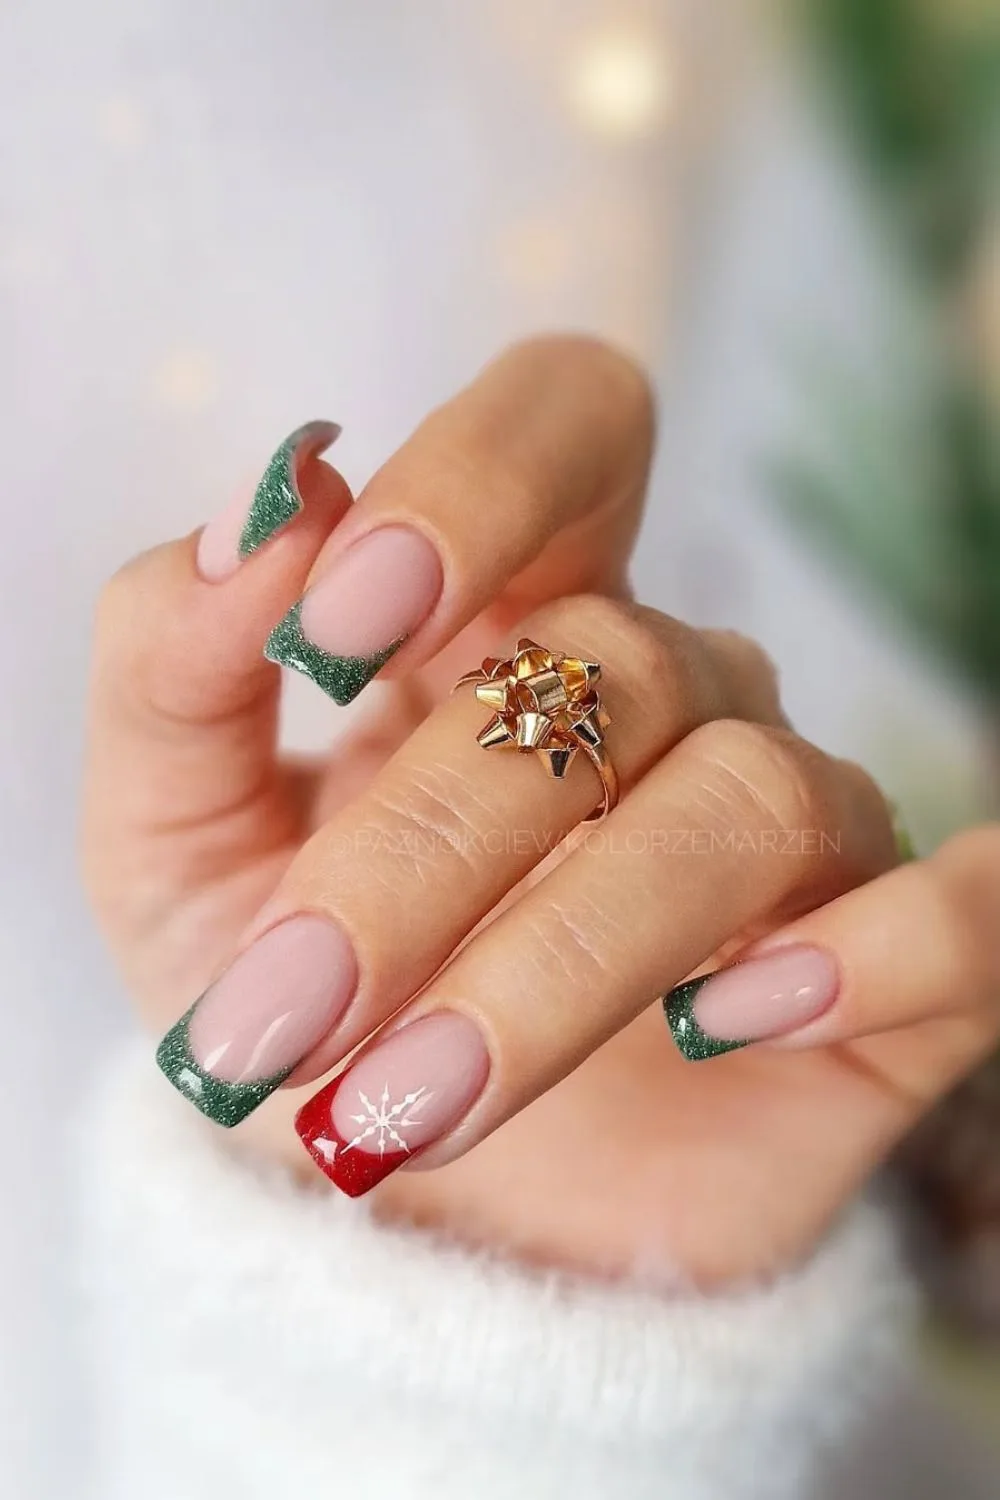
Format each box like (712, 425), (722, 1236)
(295, 1012), (489, 1195)
(156, 915), (357, 1127)
(265, 525), (442, 705)
(663, 946), (839, 1061)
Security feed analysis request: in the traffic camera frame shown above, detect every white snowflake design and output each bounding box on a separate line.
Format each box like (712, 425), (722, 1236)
(340, 1082), (434, 1157)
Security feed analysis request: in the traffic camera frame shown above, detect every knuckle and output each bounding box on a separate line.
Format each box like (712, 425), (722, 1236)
(353, 761), (493, 884)
(93, 553), (146, 644)
(718, 630), (779, 684)
(535, 593), (672, 693)
(577, 335), (655, 425)
(592, 598), (667, 688)
(681, 719), (829, 839)
(92, 542), (175, 663)
(524, 594), (728, 746)
(91, 540), (265, 726)
(703, 628), (785, 722)
(936, 822), (1000, 871)
(504, 333), (655, 419)
(491, 335), (657, 470)
(834, 757), (894, 830)
(425, 336), (656, 492)
(518, 891), (621, 1011)
(929, 825), (1000, 989)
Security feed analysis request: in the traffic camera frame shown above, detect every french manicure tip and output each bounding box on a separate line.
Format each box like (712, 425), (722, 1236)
(662, 977), (749, 1063)
(294, 1085), (416, 1198)
(264, 599), (405, 705)
(155, 1007), (291, 1127)
(238, 419), (341, 561)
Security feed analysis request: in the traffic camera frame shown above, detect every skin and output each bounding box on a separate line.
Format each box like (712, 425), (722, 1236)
(82, 336), (1000, 1288)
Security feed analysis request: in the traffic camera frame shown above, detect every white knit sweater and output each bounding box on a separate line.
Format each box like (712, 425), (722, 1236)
(84, 1048), (915, 1500)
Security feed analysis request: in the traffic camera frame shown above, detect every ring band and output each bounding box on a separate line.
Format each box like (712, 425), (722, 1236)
(454, 638), (619, 822)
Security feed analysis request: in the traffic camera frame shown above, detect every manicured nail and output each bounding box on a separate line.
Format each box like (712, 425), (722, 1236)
(264, 525), (442, 705)
(197, 420), (340, 582)
(295, 1011), (490, 1196)
(663, 945), (840, 1062)
(156, 915), (357, 1126)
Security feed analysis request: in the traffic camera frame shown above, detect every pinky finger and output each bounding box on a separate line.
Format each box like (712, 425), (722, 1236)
(664, 825), (1000, 1099)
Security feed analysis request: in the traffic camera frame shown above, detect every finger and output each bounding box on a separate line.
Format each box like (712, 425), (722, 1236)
(83, 427), (352, 944)
(153, 595), (784, 1126)
(263, 337), (656, 706)
(663, 826), (1000, 1097)
(292, 719), (895, 1194)
(652, 826), (1000, 1275)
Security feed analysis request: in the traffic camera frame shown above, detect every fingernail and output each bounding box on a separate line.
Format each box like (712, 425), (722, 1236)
(264, 525), (442, 705)
(663, 944), (839, 1062)
(197, 420), (340, 582)
(295, 1011), (490, 1196)
(156, 914), (357, 1126)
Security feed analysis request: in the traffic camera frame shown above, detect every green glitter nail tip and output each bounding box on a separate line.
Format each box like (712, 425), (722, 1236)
(237, 420), (341, 561)
(264, 599), (405, 706)
(662, 974), (750, 1063)
(155, 1005), (291, 1128)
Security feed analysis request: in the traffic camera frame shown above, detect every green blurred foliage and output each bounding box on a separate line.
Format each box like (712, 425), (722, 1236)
(777, 0), (1000, 717)
(800, 0), (1000, 273)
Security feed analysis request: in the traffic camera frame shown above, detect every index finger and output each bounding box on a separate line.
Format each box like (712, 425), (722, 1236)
(264, 336), (655, 705)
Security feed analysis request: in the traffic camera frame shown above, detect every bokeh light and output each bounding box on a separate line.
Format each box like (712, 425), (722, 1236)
(563, 24), (675, 140)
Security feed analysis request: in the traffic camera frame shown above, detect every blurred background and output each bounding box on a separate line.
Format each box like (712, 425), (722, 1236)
(1, 1), (999, 1495)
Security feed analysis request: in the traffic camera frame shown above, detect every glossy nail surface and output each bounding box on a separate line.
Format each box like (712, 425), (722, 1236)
(295, 1011), (490, 1196)
(265, 525), (442, 704)
(197, 420), (340, 581)
(156, 915), (357, 1126)
(664, 945), (840, 1062)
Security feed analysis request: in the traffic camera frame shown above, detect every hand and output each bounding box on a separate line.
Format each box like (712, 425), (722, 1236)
(82, 337), (1000, 1286)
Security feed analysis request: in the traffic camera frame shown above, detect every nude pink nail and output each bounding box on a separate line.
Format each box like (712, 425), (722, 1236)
(156, 915), (357, 1126)
(197, 485), (257, 583)
(303, 523), (443, 657)
(664, 945), (840, 1061)
(295, 1012), (490, 1196)
(264, 526), (443, 705)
